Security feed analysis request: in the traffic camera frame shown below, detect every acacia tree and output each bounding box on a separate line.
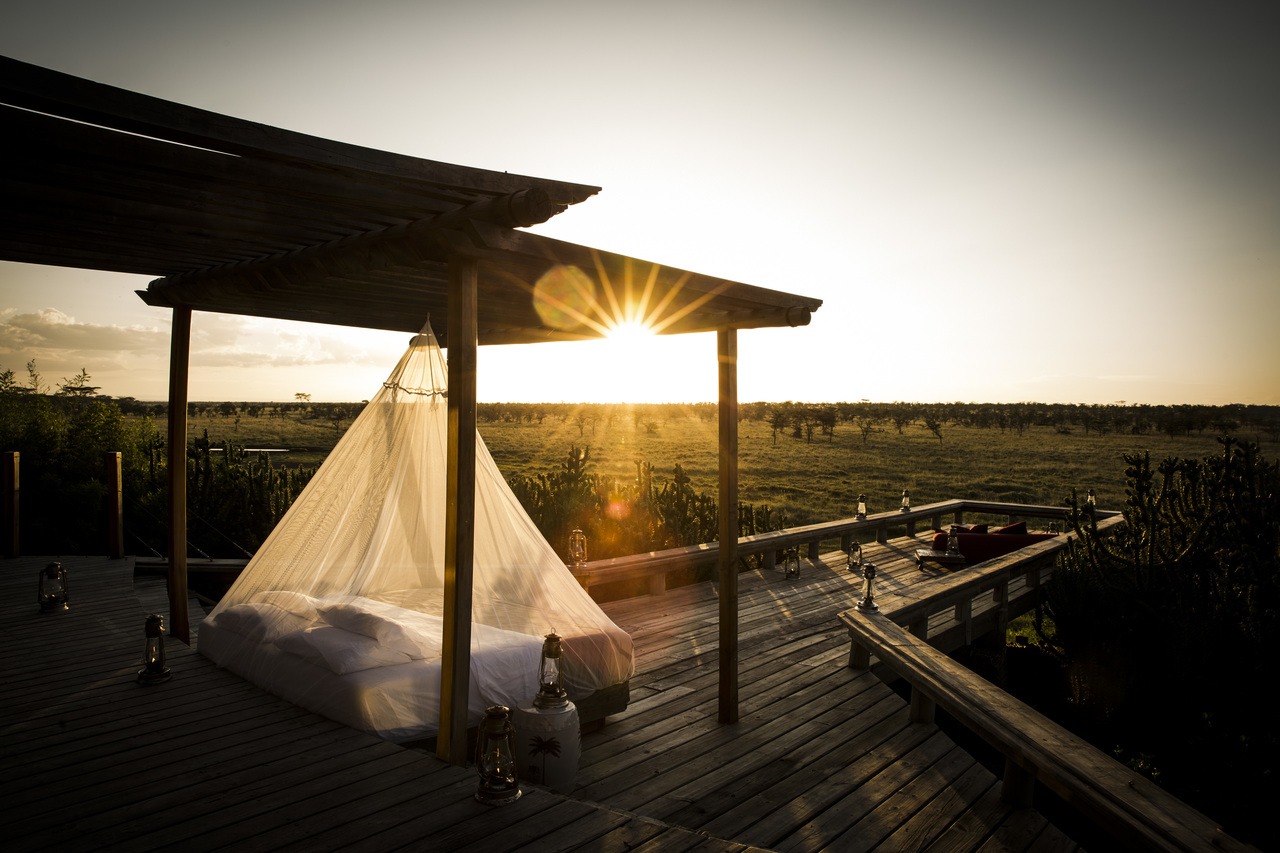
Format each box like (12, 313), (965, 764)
(922, 415), (944, 444)
(57, 368), (100, 398)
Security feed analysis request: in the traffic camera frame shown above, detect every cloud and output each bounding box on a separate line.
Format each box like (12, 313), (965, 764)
(188, 314), (402, 370)
(0, 307), (171, 368)
(0, 306), (404, 399)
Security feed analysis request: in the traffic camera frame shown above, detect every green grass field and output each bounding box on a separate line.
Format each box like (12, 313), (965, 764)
(182, 404), (1279, 525)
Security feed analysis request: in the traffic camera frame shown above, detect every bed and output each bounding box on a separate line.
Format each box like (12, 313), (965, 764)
(198, 589), (633, 742)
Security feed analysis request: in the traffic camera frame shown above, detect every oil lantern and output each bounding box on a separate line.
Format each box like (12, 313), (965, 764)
(475, 705), (521, 805)
(569, 529), (587, 569)
(535, 632), (569, 710)
(783, 546), (801, 580)
(855, 494), (868, 520)
(900, 489), (911, 512)
(856, 561), (879, 613)
(37, 561), (69, 612)
(137, 613), (172, 684)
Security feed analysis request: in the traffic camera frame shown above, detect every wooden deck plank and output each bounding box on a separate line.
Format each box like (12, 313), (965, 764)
(876, 762), (1001, 852)
(14, 721), (382, 848)
(823, 745), (982, 853)
(622, 670), (891, 820)
(449, 801), (631, 853)
(675, 693), (911, 835)
(768, 731), (957, 852)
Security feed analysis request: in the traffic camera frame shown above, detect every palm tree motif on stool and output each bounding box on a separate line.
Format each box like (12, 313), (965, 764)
(527, 735), (562, 784)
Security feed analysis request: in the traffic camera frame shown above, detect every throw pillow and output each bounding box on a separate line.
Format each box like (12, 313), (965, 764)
(993, 521), (1028, 535)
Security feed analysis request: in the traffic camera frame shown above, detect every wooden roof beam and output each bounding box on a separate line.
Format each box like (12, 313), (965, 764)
(0, 56), (600, 206)
(139, 189), (561, 311)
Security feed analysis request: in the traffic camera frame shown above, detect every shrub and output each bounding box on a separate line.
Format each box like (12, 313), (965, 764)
(1047, 438), (1279, 847)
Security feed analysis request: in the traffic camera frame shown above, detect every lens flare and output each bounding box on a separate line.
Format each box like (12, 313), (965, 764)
(533, 265), (596, 331)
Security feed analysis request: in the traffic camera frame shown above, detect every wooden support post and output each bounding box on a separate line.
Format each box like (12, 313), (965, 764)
(909, 617), (929, 640)
(806, 541), (819, 560)
(1002, 759), (1035, 807)
(649, 573), (666, 596)
(839, 533), (852, 552)
(105, 451), (123, 559)
(876, 526), (888, 544)
(167, 306), (191, 645)
(439, 249), (478, 766)
(848, 633), (870, 670)
(957, 599), (973, 646)
(717, 328), (739, 725)
(905, 519), (916, 536)
(3, 451), (17, 558)
(909, 687), (936, 723)
(994, 579), (1010, 638)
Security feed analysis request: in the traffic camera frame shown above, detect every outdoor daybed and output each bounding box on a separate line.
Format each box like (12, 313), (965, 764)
(199, 589), (632, 742)
(927, 521), (1057, 565)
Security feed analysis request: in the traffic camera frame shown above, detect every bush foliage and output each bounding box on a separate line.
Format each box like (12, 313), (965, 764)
(1046, 438), (1279, 847)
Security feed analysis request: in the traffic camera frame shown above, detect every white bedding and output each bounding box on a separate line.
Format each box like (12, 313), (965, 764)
(198, 591), (619, 741)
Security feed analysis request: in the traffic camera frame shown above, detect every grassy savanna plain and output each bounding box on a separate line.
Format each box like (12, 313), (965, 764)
(181, 402), (1279, 528)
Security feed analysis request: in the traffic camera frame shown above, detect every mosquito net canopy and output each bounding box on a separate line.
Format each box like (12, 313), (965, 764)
(198, 324), (634, 740)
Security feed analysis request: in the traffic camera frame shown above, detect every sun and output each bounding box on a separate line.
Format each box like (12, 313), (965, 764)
(604, 317), (656, 345)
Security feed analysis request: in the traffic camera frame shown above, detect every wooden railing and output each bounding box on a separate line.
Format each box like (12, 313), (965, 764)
(843, 514), (1121, 662)
(837, 552), (1255, 852)
(570, 499), (1114, 596)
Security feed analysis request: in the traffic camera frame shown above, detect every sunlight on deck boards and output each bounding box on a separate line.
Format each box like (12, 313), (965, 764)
(578, 533), (1086, 852)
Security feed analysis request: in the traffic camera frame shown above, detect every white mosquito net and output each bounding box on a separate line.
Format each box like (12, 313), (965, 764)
(198, 323), (634, 739)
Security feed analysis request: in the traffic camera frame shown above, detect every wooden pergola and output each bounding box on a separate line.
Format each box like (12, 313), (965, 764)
(1, 56), (823, 763)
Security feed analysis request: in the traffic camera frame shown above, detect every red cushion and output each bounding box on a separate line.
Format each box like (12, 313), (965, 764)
(968, 523), (989, 534)
(932, 532), (948, 551)
(993, 521), (1028, 535)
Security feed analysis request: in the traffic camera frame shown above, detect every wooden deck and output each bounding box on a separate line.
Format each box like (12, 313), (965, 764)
(576, 536), (1081, 852)
(2, 537), (1083, 851)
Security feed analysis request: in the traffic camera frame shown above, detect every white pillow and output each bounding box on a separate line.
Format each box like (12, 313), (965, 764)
(274, 626), (413, 675)
(316, 601), (436, 659)
(249, 590), (320, 621)
(212, 602), (312, 643)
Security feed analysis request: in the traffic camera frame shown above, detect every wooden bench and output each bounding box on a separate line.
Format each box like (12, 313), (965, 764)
(839, 607), (1257, 852)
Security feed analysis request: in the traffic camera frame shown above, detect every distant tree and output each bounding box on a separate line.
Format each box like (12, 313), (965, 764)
(923, 415), (944, 444)
(294, 392), (311, 403)
(815, 407), (837, 441)
(855, 416), (881, 445)
(26, 359), (47, 395)
(769, 408), (787, 445)
(56, 367), (100, 398)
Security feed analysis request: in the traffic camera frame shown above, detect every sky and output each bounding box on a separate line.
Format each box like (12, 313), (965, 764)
(2, 0), (1278, 405)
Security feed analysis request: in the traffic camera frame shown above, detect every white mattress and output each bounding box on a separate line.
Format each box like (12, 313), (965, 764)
(198, 592), (628, 741)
